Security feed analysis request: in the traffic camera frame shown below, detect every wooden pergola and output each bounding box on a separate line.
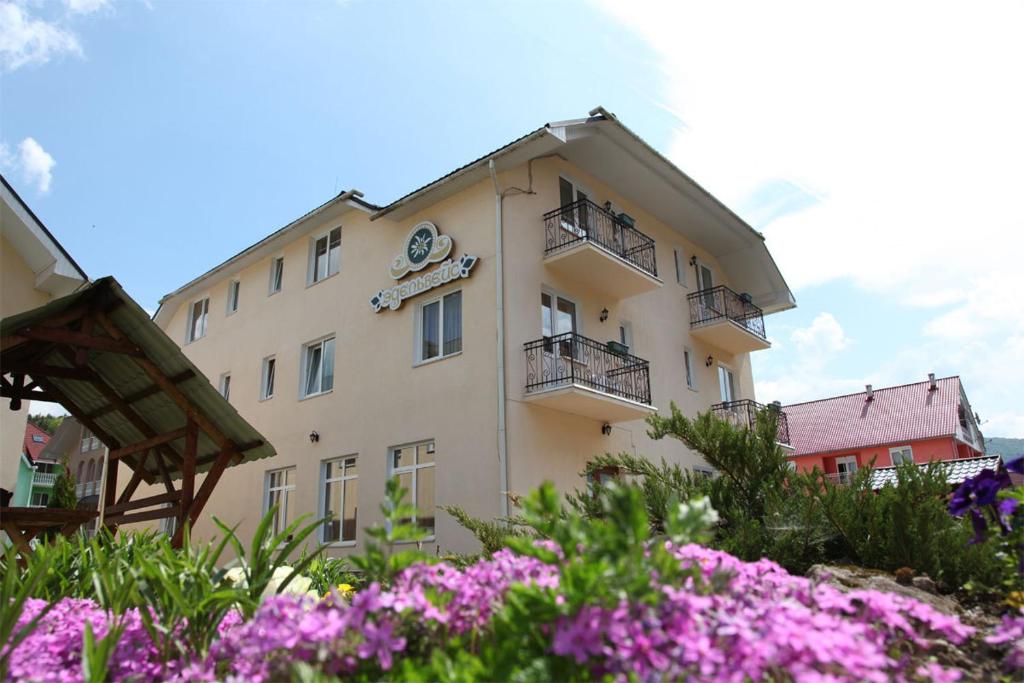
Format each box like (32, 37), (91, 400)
(1, 277), (275, 548)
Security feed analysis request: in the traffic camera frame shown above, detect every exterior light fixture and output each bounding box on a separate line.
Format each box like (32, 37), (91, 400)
(705, 355), (713, 367)
(309, 431), (320, 444)
(601, 423), (612, 436)
(600, 308), (609, 322)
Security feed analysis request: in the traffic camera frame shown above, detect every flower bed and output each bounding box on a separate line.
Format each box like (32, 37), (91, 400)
(10, 544), (1000, 682)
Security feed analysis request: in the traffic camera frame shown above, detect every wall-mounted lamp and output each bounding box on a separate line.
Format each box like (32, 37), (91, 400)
(309, 431), (320, 444)
(689, 255), (698, 267)
(600, 308), (609, 322)
(705, 355), (714, 367)
(601, 423), (612, 436)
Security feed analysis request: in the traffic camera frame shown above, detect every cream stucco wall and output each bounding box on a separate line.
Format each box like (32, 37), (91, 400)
(148, 157), (772, 556)
(1, 234), (56, 494)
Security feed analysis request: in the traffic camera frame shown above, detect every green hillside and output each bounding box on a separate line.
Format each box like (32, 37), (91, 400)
(987, 436), (1024, 461)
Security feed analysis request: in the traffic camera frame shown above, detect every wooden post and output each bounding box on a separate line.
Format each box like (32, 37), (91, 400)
(102, 456), (119, 530)
(175, 416), (197, 548)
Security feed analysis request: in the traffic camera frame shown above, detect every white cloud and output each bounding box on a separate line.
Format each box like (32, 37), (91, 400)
(791, 313), (848, 356)
(1, 137), (57, 193)
(66, 0), (110, 14)
(595, 0), (1024, 433)
(0, 1), (81, 71)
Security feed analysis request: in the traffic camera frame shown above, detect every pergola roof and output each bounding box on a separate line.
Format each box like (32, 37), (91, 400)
(1, 277), (274, 503)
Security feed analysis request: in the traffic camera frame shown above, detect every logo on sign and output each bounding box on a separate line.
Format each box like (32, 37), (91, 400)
(389, 222), (453, 280)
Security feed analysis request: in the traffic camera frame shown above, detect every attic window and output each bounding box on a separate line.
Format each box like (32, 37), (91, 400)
(31, 435), (45, 443)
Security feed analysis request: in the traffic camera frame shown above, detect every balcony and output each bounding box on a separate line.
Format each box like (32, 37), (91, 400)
(711, 399), (791, 446)
(524, 332), (655, 423)
(543, 199), (662, 299)
(32, 471), (57, 488)
(688, 286), (770, 354)
(76, 480), (101, 499)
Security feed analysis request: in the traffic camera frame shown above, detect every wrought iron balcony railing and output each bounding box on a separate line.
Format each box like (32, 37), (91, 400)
(76, 480), (100, 498)
(688, 285), (767, 341)
(543, 199), (658, 278)
(525, 332), (652, 405)
(711, 399), (790, 445)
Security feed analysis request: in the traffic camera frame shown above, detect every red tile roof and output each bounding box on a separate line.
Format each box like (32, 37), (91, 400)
(783, 376), (961, 457)
(22, 422), (50, 462)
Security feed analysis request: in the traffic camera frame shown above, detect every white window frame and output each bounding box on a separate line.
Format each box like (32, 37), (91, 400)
(186, 297), (209, 343)
(260, 355), (276, 401)
(617, 320), (633, 353)
(684, 347), (697, 391)
(889, 445), (914, 466)
(307, 226), (342, 286)
(299, 336), (335, 399)
(834, 456), (858, 485)
(268, 256), (284, 296)
(557, 174), (594, 238)
(541, 288), (582, 361)
(320, 455), (358, 546)
(673, 248), (687, 287)
(264, 467), (296, 536)
(415, 289), (463, 366)
(226, 279), (240, 315)
(388, 440), (436, 541)
(29, 491), (49, 507)
(218, 372), (231, 401)
(717, 362), (737, 403)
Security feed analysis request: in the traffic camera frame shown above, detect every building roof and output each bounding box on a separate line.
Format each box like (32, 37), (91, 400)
(784, 376), (963, 457)
(22, 422), (50, 463)
(1, 277), (276, 481)
(1, 173), (88, 296)
(869, 455), (1002, 489)
(154, 106), (795, 327)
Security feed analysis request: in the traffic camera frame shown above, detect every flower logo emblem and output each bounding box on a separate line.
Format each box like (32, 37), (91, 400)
(408, 228), (433, 264)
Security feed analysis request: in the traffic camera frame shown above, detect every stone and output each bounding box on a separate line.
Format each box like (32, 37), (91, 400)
(806, 564), (961, 615)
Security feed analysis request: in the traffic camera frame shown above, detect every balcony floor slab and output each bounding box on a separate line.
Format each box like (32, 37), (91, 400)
(690, 319), (770, 354)
(524, 383), (657, 424)
(544, 242), (662, 300)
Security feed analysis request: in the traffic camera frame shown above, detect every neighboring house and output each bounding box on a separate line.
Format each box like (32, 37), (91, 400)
(12, 422), (60, 507)
(0, 174), (88, 498)
(41, 417), (105, 505)
(785, 374), (985, 483)
(150, 107), (796, 554)
(868, 455), (1002, 490)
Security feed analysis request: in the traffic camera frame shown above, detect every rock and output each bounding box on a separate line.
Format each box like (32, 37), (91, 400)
(806, 564), (961, 615)
(911, 575), (940, 595)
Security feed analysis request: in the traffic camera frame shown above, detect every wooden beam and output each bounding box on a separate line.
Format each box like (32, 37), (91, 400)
(103, 457), (119, 528)
(1, 384), (59, 404)
(153, 451), (175, 495)
(104, 507), (176, 527)
(108, 427), (187, 461)
(0, 335), (28, 353)
(83, 370), (195, 420)
(106, 490), (181, 516)
(115, 457), (147, 505)
(16, 326), (143, 356)
(93, 310), (236, 452)
(187, 447), (234, 527)
(1, 364), (98, 382)
(180, 417), (197, 523)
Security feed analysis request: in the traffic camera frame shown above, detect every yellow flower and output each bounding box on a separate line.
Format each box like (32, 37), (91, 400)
(337, 583), (354, 594)
(1006, 591), (1024, 609)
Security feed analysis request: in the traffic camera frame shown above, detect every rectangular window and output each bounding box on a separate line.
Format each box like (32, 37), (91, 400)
(218, 373), (231, 401)
(541, 291), (579, 358)
(301, 337), (335, 398)
(389, 440), (436, 537)
(265, 467), (295, 536)
(684, 348), (696, 390)
(321, 456), (358, 544)
(260, 356), (276, 400)
(310, 227), (342, 284)
(269, 257), (284, 295)
(618, 321), (633, 353)
(718, 364), (736, 403)
(417, 290), (462, 363)
(890, 446), (914, 465)
(673, 248), (686, 286)
(30, 492), (49, 507)
(834, 456), (858, 485)
(227, 280), (240, 314)
(187, 298), (209, 342)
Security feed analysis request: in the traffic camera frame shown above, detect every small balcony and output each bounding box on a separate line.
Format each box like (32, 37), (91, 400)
(543, 199), (662, 299)
(76, 480), (101, 499)
(524, 332), (655, 423)
(711, 399), (791, 446)
(32, 471), (57, 488)
(688, 286), (770, 354)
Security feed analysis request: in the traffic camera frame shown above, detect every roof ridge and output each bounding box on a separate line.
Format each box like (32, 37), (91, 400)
(784, 375), (960, 408)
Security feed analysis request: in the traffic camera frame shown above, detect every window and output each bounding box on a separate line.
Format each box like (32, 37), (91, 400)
(310, 227), (341, 284)
(717, 365), (736, 403)
(86, 459), (96, 482)
(260, 356), (276, 400)
(684, 347), (696, 390)
(673, 248), (686, 286)
(29, 492), (49, 507)
(31, 434), (45, 443)
(301, 337), (335, 398)
(834, 456), (858, 485)
(693, 467), (716, 479)
(187, 297), (209, 342)
(227, 280), (240, 314)
(587, 465), (621, 490)
(541, 291), (579, 358)
(219, 373), (231, 401)
(389, 441), (436, 537)
(558, 176), (590, 236)
(76, 461), (84, 481)
(269, 257), (284, 295)
(890, 446), (914, 466)
(80, 431), (99, 453)
(264, 467), (295, 536)
(417, 290), (462, 363)
(321, 456), (358, 544)
(697, 262), (714, 292)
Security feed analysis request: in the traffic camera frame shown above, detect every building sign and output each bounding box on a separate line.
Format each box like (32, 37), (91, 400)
(370, 221), (478, 312)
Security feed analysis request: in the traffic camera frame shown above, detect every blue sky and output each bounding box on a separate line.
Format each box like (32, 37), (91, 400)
(3, 0), (1023, 438)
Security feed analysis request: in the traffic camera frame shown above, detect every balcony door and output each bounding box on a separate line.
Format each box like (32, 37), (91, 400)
(559, 177), (590, 238)
(835, 456), (858, 485)
(542, 291), (579, 359)
(696, 261), (718, 316)
(717, 364), (736, 404)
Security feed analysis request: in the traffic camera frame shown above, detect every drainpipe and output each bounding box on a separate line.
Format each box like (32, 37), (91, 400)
(489, 160), (510, 519)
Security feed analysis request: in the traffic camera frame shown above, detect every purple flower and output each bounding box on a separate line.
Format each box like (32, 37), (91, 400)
(1006, 458), (1024, 475)
(356, 619), (406, 670)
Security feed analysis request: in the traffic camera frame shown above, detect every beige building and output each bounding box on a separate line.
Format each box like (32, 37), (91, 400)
(152, 108), (794, 554)
(0, 175), (88, 497)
